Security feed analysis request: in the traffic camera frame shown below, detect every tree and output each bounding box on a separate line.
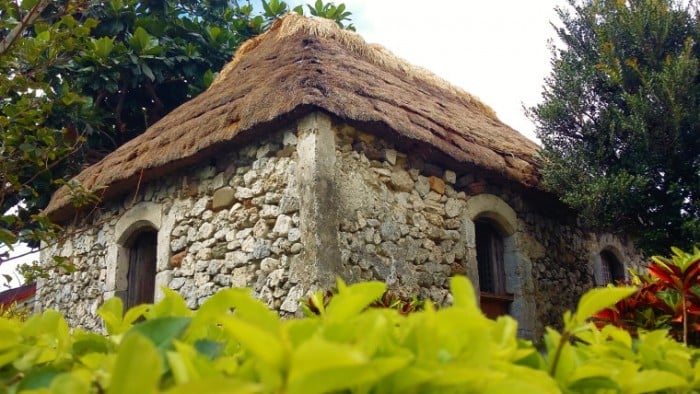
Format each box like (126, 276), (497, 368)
(530, 0), (700, 254)
(0, 0), (97, 270)
(0, 0), (353, 281)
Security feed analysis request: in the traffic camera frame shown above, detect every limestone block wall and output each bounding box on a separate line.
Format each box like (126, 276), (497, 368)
(37, 126), (307, 330)
(36, 112), (642, 338)
(330, 122), (641, 338)
(334, 125), (470, 302)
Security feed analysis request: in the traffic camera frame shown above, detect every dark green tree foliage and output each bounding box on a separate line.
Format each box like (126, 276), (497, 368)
(69, 0), (284, 153)
(0, 0), (96, 259)
(531, 0), (700, 254)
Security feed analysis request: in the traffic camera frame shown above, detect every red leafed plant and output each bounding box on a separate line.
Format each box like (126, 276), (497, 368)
(592, 247), (700, 345)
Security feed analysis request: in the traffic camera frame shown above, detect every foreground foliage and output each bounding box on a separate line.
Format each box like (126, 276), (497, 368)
(530, 0), (700, 254)
(594, 247), (700, 346)
(2, 276), (700, 393)
(0, 302), (29, 321)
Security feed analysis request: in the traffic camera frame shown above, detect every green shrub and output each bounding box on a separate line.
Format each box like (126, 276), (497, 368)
(0, 302), (29, 321)
(0, 276), (698, 393)
(301, 288), (425, 316)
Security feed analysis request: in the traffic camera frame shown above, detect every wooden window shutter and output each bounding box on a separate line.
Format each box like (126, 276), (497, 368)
(475, 220), (506, 294)
(476, 219), (512, 319)
(600, 250), (624, 285)
(126, 230), (157, 309)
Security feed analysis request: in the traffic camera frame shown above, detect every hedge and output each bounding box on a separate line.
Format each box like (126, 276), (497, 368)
(1, 276), (698, 393)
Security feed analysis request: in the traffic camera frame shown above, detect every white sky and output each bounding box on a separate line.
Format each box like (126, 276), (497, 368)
(0, 1), (569, 288)
(0, 243), (30, 288)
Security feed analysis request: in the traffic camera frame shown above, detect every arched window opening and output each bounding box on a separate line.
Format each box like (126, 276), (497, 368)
(475, 218), (512, 318)
(124, 228), (157, 309)
(600, 250), (625, 285)
(476, 219), (505, 294)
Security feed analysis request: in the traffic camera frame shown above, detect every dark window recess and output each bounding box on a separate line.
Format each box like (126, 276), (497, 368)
(475, 220), (506, 294)
(476, 219), (512, 319)
(600, 250), (625, 285)
(125, 229), (157, 309)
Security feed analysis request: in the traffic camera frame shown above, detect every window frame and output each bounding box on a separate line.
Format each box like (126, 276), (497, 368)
(464, 194), (523, 321)
(105, 202), (165, 303)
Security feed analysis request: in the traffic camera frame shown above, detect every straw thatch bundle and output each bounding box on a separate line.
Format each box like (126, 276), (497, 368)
(45, 14), (539, 222)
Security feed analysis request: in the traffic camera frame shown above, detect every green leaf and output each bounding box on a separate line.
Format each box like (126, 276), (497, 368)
(145, 287), (192, 319)
(163, 377), (261, 394)
(0, 228), (17, 249)
(97, 297), (124, 335)
(59, 91), (82, 106)
(36, 30), (50, 43)
(193, 340), (224, 360)
(17, 367), (62, 391)
(126, 317), (191, 355)
(261, 0), (272, 16)
(220, 317), (286, 369)
(166, 341), (220, 385)
(20, 0), (39, 11)
(287, 335), (409, 394)
(108, 333), (162, 394)
(575, 286), (637, 324)
(49, 372), (91, 394)
(324, 279), (386, 323)
(202, 70), (215, 88)
(185, 288), (280, 342)
(487, 364), (560, 394)
(141, 63), (155, 81)
(72, 331), (111, 356)
(97, 298), (149, 335)
(19, 142), (35, 153)
(450, 275), (479, 311)
(568, 376), (619, 393)
(129, 27), (152, 53)
(93, 37), (114, 58)
(625, 370), (688, 393)
(122, 304), (150, 326)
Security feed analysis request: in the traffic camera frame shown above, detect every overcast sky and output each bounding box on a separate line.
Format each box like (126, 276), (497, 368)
(0, 1), (569, 288)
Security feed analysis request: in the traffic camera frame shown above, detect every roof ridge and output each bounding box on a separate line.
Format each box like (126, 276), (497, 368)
(214, 14), (499, 121)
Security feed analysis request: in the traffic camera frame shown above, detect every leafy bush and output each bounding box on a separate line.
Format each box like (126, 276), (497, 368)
(0, 302), (29, 321)
(594, 247), (700, 345)
(301, 288), (425, 316)
(1, 276), (699, 393)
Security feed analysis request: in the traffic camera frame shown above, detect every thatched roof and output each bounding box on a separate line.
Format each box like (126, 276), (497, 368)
(45, 14), (540, 222)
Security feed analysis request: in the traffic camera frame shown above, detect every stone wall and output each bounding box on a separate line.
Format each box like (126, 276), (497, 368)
(334, 124), (468, 303)
(37, 112), (642, 338)
(37, 126), (307, 330)
(331, 122), (641, 337)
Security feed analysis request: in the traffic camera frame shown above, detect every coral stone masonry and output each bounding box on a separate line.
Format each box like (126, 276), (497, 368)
(38, 15), (641, 338)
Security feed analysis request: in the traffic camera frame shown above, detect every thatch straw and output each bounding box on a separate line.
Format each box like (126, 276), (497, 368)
(45, 14), (540, 222)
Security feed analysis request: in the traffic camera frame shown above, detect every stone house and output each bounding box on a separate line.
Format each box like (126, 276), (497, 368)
(37, 15), (640, 338)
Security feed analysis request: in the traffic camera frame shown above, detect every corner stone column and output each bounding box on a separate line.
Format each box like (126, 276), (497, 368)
(291, 112), (347, 290)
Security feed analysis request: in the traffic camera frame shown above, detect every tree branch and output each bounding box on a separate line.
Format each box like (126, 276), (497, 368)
(114, 87), (128, 142)
(0, 0), (52, 56)
(144, 81), (165, 126)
